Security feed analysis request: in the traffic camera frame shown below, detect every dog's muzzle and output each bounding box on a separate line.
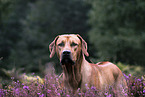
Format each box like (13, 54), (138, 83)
(61, 50), (75, 65)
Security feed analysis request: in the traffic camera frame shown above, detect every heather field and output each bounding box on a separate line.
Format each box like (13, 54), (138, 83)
(0, 63), (144, 97)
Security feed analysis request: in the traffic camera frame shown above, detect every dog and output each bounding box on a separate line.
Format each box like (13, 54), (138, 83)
(49, 34), (128, 96)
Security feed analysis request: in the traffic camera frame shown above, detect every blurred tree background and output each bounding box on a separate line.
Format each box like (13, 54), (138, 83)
(0, 0), (145, 75)
(88, 0), (145, 66)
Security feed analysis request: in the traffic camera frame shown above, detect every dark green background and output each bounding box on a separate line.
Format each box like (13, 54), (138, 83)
(1, 0), (145, 74)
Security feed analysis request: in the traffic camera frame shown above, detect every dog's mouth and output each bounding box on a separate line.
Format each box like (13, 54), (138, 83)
(61, 56), (75, 65)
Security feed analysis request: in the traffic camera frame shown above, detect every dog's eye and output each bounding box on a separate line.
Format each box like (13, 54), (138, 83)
(58, 42), (64, 47)
(71, 42), (78, 47)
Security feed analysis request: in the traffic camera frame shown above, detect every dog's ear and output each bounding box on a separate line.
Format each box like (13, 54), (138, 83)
(77, 34), (89, 57)
(49, 36), (59, 58)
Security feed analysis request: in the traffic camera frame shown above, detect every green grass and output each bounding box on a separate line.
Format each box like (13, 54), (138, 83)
(116, 62), (145, 77)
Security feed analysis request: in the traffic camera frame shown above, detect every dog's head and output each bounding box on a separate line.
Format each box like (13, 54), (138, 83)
(49, 34), (89, 65)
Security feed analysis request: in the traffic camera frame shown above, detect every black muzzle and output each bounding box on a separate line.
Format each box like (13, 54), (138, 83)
(61, 50), (75, 65)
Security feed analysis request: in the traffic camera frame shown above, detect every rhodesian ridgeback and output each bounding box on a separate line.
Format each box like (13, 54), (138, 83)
(49, 34), (128, 96)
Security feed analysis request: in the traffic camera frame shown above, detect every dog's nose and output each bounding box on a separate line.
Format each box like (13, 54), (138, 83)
(62, 50), (71, 56)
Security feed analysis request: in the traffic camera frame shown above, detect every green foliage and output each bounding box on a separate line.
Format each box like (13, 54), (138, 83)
(88, 0), (145, 65)
(117, 62), (145, 76)
(0, 0), (35, 69)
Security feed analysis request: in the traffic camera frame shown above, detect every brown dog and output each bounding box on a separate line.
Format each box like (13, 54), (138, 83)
(49, 34), (128, 96)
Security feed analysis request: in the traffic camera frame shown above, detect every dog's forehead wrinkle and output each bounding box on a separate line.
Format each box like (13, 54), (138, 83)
(57, 35), (80, 44)
(60, 34), (76, 37)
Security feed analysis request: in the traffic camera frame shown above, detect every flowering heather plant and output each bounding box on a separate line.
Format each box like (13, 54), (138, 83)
(124, 74), (145, 97)
(0, 71), (144, 97)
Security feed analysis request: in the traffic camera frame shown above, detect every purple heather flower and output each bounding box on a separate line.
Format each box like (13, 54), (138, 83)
(37, 93), (40, 95)
(124, 93), (128, 96)
(0, 89), (4, 95)
(11, 77), (14, 80)
(140, 91), (142, 94)
(57, 93), (60, 96)
(124, 74), (129, 79)
(60, 90), (63, 93)
(23, 86), (29, 90)
(131, 93), (133, 95)
(31, 72), (35, 75)
(85, 84), (88, 87)
(40, 94), (44, 97)
(15, 88), (19, 95)
(104, 92), (108, 95)
(137, 79), (141, 81)
(106, 94), (112, 97)
(126, 76), (129, 79)
(91, 86), (96, 90)
(77, 88), (80, 92)
(85, 84), (90, 89)
(143, 89), (145, 93)
(41, 85), (44, 88)
(52, 84), (55, 87)
(56, 78), (59, 81)
(47, 89), (51, 93)
(128, 74), (131, 77)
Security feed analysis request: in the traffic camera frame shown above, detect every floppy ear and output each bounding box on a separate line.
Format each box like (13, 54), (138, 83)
(49, 36), (59, 58)
(77, 34), (89, 56)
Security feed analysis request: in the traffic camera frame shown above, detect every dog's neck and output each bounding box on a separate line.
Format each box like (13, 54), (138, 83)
(62, 52), (84, 90)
